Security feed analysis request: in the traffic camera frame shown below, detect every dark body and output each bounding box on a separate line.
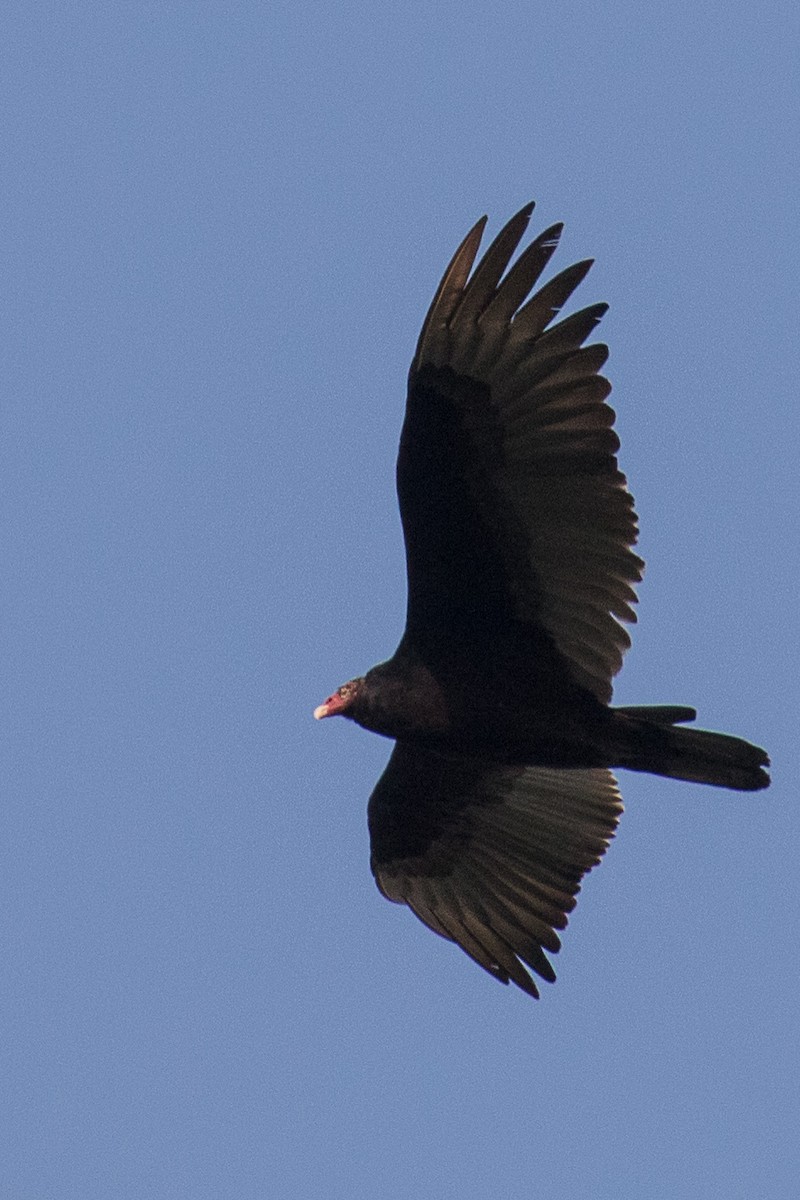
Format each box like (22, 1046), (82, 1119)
(315, 204), (769, 998)
(353, 645), (630, 767)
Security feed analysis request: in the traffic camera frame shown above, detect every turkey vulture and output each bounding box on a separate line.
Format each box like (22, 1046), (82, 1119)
(314, 203), (769, 999)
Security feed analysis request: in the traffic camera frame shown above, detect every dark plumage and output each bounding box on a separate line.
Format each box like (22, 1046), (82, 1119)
(315, 203), (769, 999)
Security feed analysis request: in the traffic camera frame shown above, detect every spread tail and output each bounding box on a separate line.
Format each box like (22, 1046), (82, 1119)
(618, 717), (770, 791)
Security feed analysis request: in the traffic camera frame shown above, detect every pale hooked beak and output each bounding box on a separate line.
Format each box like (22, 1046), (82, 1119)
(313, 690), (350, 720)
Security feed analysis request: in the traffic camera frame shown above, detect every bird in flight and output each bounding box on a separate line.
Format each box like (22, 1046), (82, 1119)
(314, 203), (769, 999)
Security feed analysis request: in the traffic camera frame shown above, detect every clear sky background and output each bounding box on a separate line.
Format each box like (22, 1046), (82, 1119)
(2, 3), (798, 1197)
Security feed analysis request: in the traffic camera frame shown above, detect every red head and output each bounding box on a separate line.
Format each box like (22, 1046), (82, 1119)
(313, 677), (364, 720)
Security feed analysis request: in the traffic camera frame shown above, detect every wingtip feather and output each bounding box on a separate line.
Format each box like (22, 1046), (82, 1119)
(412, 214), (488, 368)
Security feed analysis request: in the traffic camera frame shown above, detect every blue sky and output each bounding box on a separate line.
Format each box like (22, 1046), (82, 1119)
(2, 2), (798, 1197)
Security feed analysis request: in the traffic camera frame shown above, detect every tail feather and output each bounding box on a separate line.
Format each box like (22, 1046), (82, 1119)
(621, 722), (770, 791)
(615, 704), (697, 725)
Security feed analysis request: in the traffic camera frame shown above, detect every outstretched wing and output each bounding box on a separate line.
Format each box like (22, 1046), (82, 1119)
(368, 742), (622, 998)
(398, 204), (642, 703)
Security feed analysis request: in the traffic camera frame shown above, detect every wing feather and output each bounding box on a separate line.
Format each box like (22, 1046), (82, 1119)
(399, 206), (641, 702)
(509, 260), (595, 341)
(369, 743), (622, 997)
(478, 223), (564, 330)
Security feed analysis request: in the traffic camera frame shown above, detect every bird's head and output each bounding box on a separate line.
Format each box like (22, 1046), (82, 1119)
(313, 677), (365, 720)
